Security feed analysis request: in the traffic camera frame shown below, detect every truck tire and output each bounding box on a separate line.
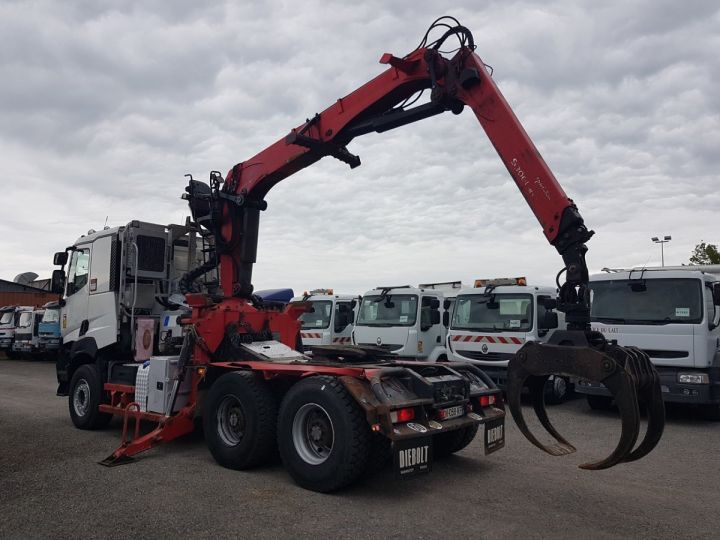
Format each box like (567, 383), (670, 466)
(586, 395), (613, 411)
(433, 424), (479, 458)
(701, 403), (720, 421)
(544, 376), (571, 405)
(278, 375), (370, 492)
(68, 364), (112, 430)
(204, 371), (278, 470)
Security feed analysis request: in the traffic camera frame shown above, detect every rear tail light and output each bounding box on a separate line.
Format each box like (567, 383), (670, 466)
(390, 407), (416, 423)
(478, 394), (497, 407)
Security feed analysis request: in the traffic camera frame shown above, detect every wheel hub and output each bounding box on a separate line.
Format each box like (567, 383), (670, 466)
(292, 403), (335, 465)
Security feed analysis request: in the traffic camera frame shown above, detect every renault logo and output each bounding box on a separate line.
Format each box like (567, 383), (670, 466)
(376, 337), (382, 345)
(481, 344), (489, 354)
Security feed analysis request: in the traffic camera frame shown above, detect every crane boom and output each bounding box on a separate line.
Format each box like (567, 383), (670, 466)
(178, 20), (664, 470)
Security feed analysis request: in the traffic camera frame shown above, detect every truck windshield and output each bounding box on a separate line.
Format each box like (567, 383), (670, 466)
(590, 278), (703, 324)
(357, 295), (418, 327)
(0, 312), (13, 325)
(452, 293), (533, 332)
(42, 309), (60, 323)
(297, 301), (332, 329)
(17, 312), (32, 328)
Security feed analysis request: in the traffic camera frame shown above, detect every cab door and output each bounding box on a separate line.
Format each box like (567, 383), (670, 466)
(62, 247), (91, 343)
(332, 301), (354, 344)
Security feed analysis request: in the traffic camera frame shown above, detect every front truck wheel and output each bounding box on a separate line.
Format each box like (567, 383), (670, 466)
(586, 395), (613, 411)
(278, 376), (370, 492)
(433, 425), (479, 458)
(204, 371), (278, 470)
(68, 364), (112, 430)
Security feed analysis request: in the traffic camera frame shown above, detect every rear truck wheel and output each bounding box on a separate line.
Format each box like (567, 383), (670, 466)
(278, 376), (370, 492)
(701, 403), (720, 421)
(204, 371), (278, 470)
(433, 424), (479, 458)
(68, 364), (112, 430)
(544, 375), (571, 405)
(586, 394), (614, 411)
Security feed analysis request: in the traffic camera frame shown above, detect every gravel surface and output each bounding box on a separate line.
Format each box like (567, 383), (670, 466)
(1, 358), (718, 539)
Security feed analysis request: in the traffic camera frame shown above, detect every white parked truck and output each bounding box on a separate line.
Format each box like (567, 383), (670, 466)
(353, 282), (461, 361)
(51, 220), (213, 397)
(1, 305), (34, 358)
(577, 266), (720, 419)
(12, 307), (45, 357)
(446, 278), (569, 403)
(289, 289), (360, 351)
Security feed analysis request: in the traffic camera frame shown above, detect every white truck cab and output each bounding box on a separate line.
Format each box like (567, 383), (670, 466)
(0, 305), (20, 353)
(577, 266), (720, 418)
(51, 220), (212, 395)
(353, 282), (461, 361)
(289, 289), (359, 352)
(12, 307), (45, 357)
(447, 278), (568, 401)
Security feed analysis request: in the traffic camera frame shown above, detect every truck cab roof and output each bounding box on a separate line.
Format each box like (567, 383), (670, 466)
(457, 285), (557, 297)
(591, 268), (718, 283)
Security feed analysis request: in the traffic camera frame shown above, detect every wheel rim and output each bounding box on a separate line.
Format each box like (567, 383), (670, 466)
(292, 403), (334, 465)
(216, 395), (246, 446)
(73, 379), (91, 417)
(553, 377), (567, 398)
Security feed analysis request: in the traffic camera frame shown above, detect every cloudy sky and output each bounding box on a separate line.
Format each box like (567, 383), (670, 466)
(1, 0), (718, 295)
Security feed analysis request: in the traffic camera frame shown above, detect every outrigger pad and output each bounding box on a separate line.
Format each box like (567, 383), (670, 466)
(505, 330), (664, 470)
(99, 453), (137, 467)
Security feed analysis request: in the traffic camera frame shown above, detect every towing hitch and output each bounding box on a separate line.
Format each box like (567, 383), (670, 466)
(506, 330), (665, 470)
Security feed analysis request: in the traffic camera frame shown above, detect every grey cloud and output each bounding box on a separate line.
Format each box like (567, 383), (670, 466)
(0, 1), (717, 296)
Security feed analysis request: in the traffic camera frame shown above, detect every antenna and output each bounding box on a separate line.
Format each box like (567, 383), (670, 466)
(103, 216), (109, 230)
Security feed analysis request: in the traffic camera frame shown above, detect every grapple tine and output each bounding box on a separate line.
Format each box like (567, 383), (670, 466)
(527, 376), (576, 455)
(621, 346), (665, 462)
(505, 362), (575, 456)
(578, 367), (640, 470)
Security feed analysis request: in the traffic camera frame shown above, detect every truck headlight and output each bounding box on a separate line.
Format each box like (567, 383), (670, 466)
(677, 373), (709, 384)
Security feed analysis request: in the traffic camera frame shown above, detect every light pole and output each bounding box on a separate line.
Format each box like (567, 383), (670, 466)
(651, 235), (672, 267)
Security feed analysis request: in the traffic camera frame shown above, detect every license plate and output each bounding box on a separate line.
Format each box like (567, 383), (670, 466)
(439, 405), (465, 420)
(393, 437), (432, 478)
(483, 418), (505, 455)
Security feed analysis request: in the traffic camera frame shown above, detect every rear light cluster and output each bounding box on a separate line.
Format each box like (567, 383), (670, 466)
(478, 393), (500, 407)
(390, 407), (415, 423)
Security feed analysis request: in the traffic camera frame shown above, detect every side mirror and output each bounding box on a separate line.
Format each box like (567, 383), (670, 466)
(51, 270), (66, 295)
(53, 251), (68, 266)
(443, 299), (451, 310)
(430, 310), (441, 325)
(539, 311), (559, 331)
(428, 298), (440, 310)
(713, 283), (720, 306)
(539, 295), (557, 310)
(442, 311), (450, 327)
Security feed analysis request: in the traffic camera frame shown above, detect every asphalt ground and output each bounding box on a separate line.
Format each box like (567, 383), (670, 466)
(1, 357), (718, 539)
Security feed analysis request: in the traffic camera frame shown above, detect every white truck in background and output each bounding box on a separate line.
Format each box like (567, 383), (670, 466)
(1, 305), (33, 359)
(577, 266), (720, 419)
(446, 278), (570, 403)
(289, 289), (360, 352)
(12, 306), (45, 358)
(50, 220), (214, 403)
(352, 282), (461, 361)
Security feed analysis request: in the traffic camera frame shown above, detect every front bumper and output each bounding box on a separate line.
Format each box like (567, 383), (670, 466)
(576, 366), (720, 404)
